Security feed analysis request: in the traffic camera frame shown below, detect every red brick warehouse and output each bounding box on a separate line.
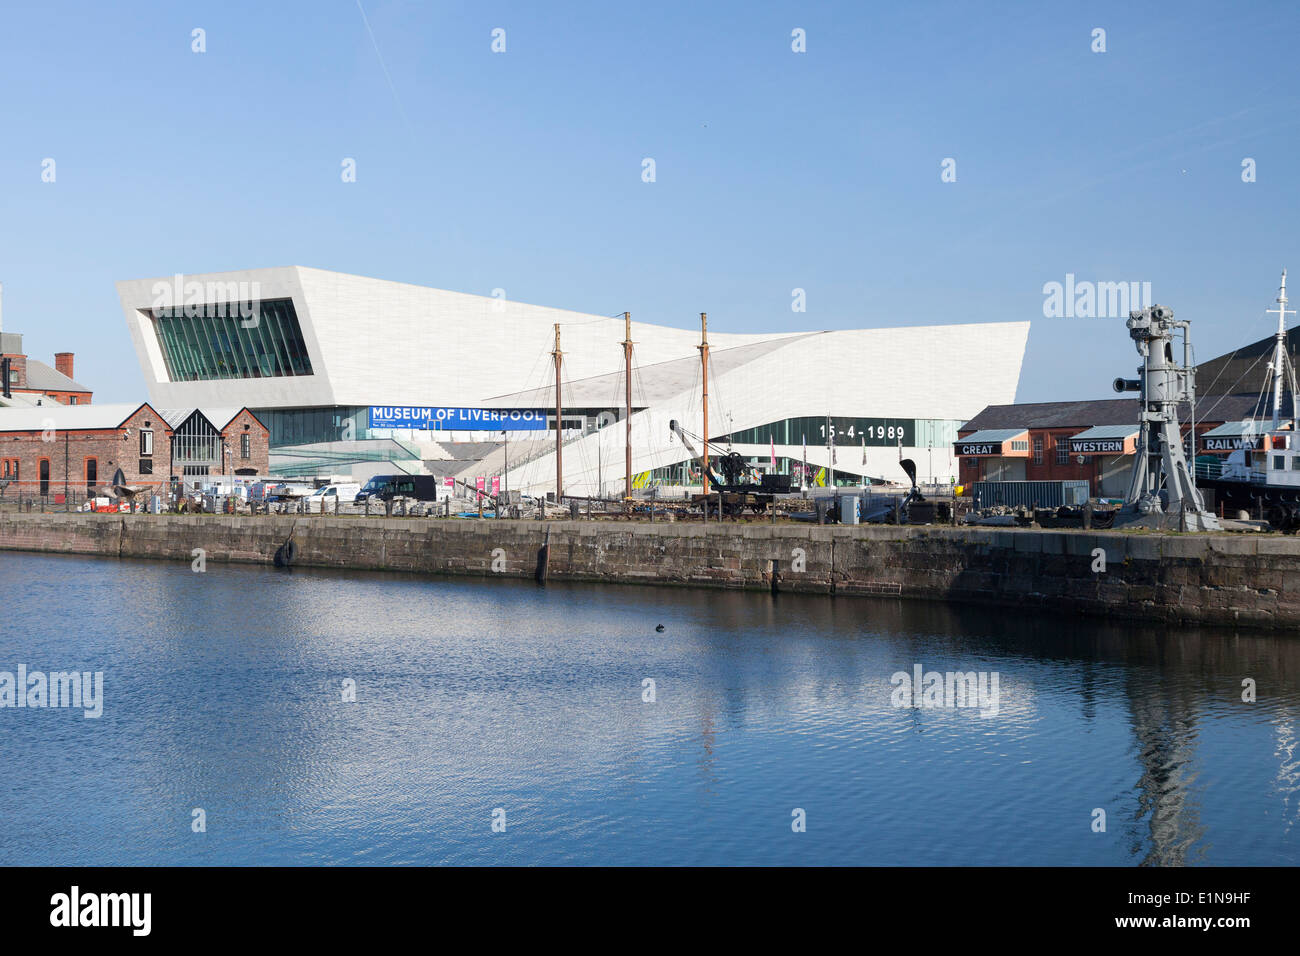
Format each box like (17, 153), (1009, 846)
(0, 403), (268, 501)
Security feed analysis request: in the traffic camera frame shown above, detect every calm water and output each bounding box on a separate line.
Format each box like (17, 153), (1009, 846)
(1, 551), (1298, 866)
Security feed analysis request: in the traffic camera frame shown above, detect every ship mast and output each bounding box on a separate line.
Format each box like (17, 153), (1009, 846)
(553, 323), (563, 501)
(623, 312), (633, 503)
(1267, 270), (1296, 432)
(698, 313), (709, 494)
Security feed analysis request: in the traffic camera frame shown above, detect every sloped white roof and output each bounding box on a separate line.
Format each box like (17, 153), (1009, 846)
(0, 393), (62, 409)
(482, 335), (816, 408)
(0, 402), (152, 432)
(116, 266), (809, 410)
(1202, 419), (1264, 437)
(1069, 424), (1138, 441)
(959, 428), (1030, 443)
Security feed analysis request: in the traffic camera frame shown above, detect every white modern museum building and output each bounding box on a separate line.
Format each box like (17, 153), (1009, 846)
(117, 267), (1029, 495)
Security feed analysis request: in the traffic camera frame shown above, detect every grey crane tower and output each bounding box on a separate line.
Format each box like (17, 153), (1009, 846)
(1113, 304), (1220, 531)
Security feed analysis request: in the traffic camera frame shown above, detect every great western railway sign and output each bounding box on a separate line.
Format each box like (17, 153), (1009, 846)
(369, 407), (548, 430)
(1202, 435), (1264, 452)
(953, 429), (1029, 457)
(1069, 438), (1126, 454)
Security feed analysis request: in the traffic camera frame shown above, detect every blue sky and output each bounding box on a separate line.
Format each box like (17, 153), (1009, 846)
(1, 0), (1297, 404)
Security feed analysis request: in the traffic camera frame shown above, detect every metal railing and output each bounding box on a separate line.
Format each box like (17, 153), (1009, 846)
(1195, 459), (1264, 483)
(0, 478), (170, 514)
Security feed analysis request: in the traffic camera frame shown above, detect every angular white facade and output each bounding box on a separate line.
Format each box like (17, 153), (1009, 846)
(118, 267), (1029, 494)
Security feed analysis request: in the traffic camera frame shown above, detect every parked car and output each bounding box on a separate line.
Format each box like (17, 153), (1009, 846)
(354, 474), (440, 504)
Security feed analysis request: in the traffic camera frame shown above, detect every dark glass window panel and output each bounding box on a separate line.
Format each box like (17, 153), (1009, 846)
(246, 405), (373, 448)
(150, 299), (313, 381)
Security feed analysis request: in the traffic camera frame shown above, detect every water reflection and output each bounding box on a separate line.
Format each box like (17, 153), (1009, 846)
(1276, 706), (1300, 835)
(0, 552), (1296, 865)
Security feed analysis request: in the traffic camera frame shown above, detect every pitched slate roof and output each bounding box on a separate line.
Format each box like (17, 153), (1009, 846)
(961, 394), (1280, 433)
(962, 399), (1140, 431)
(1197, 327), (1300, 398)
(1196, 391), (1294, 422)
(23, 358), (90, 393)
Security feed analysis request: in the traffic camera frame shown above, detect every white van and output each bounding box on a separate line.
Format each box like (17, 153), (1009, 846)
(306, 482), (362, 513)
(203, 481), (249, 500)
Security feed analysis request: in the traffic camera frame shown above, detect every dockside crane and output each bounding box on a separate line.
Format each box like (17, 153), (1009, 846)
(668, 419), (790, 516)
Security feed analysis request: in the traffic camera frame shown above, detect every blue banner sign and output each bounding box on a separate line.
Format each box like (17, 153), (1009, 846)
(369, 406), (549, 430)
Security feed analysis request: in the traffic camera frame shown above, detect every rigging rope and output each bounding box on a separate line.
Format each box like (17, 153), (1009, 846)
(1197, 351), (1268, 421)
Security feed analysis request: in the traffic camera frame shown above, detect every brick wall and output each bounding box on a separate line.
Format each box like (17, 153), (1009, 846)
(220, 409), (270, 476)
(0, 515), (1295, 629)
(959, 421), (1224, 495)
(0, 405), (173, 497)
(8, 388), (92, 405)
(0, 406), (274, 498)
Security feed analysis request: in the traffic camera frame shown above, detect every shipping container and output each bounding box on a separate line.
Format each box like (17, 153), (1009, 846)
(970, 479), (1090, 510)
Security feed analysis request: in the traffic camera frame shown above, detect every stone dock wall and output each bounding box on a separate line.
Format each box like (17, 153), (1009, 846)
(1, 513), (1297, 629)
